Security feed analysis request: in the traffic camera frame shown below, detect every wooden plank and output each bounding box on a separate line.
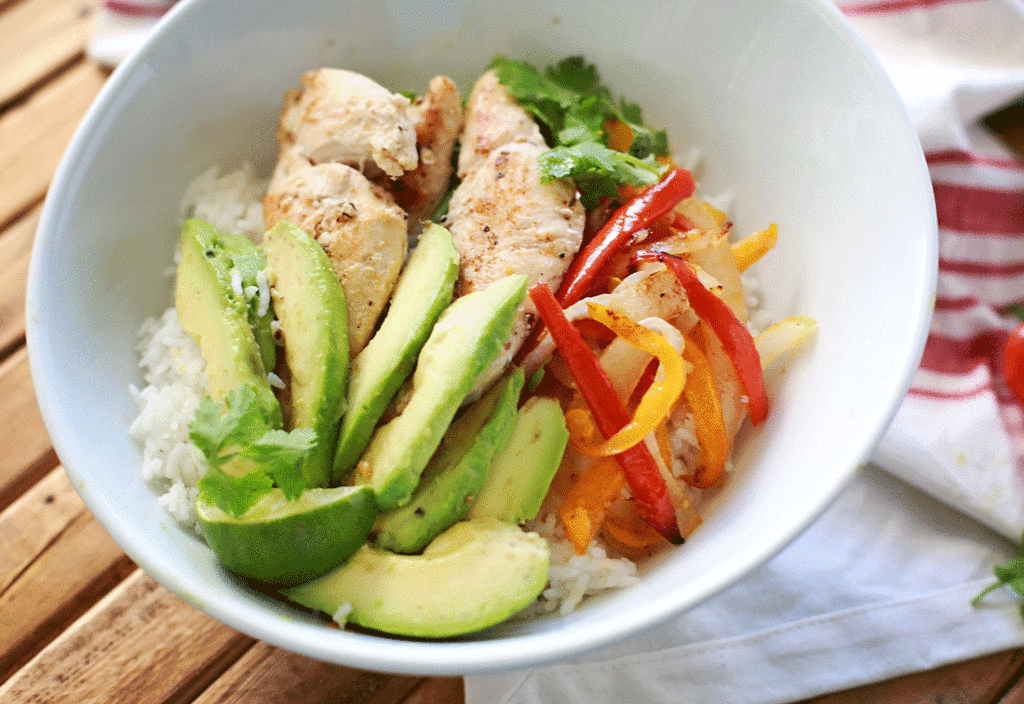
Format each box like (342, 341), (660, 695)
(399, 677), (465, 704)
(0, 60), (106, 228)
(994, 660), (1024, 703)
(0, 487), (134, 681)
(193, 640), (423, 704)
(0, 0), (98, 108)
(0, 346), (58, 511)
(0, 570), (254, 704)
(0, 466), (84, 594)
(0, 205), (38, 358)
(799, 649), (1024, 704)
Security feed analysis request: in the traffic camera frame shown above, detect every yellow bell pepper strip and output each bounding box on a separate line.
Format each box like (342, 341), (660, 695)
(557, 168), (696, 308)
(528, 282), (682, 543)
(567, 303), (685, 457)
(559, 457), (628, 555)
(634, 251), (769, 425)
(754, 316), (817, 370)
(731, 223), (778, 273)
(682, 336), (729, 489)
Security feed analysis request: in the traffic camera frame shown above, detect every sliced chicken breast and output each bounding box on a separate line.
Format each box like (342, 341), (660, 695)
(384, 75), (463, 231)
(456, 69), (544, 178)
(264, 163), (408, 356)
(445, 140), (584, 387)
(270, 68), (418, 192)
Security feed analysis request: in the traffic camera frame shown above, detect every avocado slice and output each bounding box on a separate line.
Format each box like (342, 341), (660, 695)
(263, 222), (349, 489)
(331, 223), (460, 484)
(218, 229), (277, 373)
(283, 519), (549, 637)
(175, 218), (280, 426)
(359, 274), (528, 509)
(467, 396), (569, 524)
(374, 367), (524, 554)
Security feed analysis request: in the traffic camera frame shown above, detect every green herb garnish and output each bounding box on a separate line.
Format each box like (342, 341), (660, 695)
(192, 384), (317, 517)
(490, 54), (670, 208)
(973, 532), (1024, 618)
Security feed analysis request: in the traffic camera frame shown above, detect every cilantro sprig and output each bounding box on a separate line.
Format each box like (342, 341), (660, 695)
(973, 534), (1024, 618)
(191, 384), (316, 517)
(490, 55), (670, 209)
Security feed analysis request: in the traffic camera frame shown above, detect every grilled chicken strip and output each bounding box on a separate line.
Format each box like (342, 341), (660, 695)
(446, 71), (584, 391)
(446, 140), (584, 389)
(456, 70), (544, 178)
(270, 68), (419, 192)
(264, 163), (408, 356)
(385, 75), (463, 231)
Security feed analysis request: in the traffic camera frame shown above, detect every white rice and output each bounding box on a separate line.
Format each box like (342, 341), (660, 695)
(130, 162), (744, 617)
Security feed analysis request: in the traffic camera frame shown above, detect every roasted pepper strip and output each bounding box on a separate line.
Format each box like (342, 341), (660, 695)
(731, 223), (778, 273)
(635, 252), (769, 425)
(557, 167), (696, 307)
(682, 336), (729, 488)
(559, 457), (628, 555)
(529, 282), (681, 543)
(569, 303), (684, 456)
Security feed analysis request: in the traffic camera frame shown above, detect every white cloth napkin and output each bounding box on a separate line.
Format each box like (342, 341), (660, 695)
(84, 1), (1024, 700)
(467, 1), (1024, 701)
(85, 1), (176, 67)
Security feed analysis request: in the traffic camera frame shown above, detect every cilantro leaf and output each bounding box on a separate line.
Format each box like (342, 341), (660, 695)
(198, 465), (275, 517)
(973, 537), (1024, 619)
(540, 142), (666, 210)
(491, 55), (671, 210)
(247, 428), (317, 501)
(190, 383), (316, 516)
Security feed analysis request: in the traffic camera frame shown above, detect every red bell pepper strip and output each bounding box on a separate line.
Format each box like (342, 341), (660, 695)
(556, 167), (696, 307)
(634, 251), (769, 425)
(529, 282), (682, 543)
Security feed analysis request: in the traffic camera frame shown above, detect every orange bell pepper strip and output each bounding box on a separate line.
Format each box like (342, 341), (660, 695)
(682, 336), (729, 488)
(559, 457), (628, 555)
(529, 282), (682, 543)
(634, 251), (769, 425)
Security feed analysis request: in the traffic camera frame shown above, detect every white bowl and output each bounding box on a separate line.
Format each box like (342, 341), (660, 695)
(27, 0), (936, 675)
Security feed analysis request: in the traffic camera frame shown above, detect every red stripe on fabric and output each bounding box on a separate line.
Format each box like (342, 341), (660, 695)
(933, 182), (1024, 235)
(907, 382), (992, 400)
(104, 0), (173, 17)
(840, 0), (985, 14)
(934, 295), (979, 311)
(926, 149), (1024, 171)
(919, 330), (1006, 375)
(939, 258), (1024, 277)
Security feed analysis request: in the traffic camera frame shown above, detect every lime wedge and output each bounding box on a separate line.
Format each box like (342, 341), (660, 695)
(197, 485), (376, 586)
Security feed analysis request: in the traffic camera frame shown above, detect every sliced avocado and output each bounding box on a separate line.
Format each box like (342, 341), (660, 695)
(359, 274), (528, 509)
(331, 223), (459, 484)
(175, 218), (280, 426)
(467, 396), (568, 524)
(262, 222), (349, 489)
(283, 519), (549, 637)
(218, 229), (277, 372)
(374, 367), (524, 554)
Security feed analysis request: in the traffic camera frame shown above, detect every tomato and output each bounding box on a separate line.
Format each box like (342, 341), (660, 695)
(1003, 322), (1024, 405)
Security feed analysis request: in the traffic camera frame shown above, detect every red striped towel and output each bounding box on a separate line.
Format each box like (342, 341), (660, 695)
(842, 0), (1024, 538)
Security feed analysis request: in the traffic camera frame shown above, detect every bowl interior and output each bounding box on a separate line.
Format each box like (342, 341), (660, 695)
(27, 0), (936, 675)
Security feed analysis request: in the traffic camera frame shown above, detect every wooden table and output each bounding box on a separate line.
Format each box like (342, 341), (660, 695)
(3, 1), (1024, 702)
